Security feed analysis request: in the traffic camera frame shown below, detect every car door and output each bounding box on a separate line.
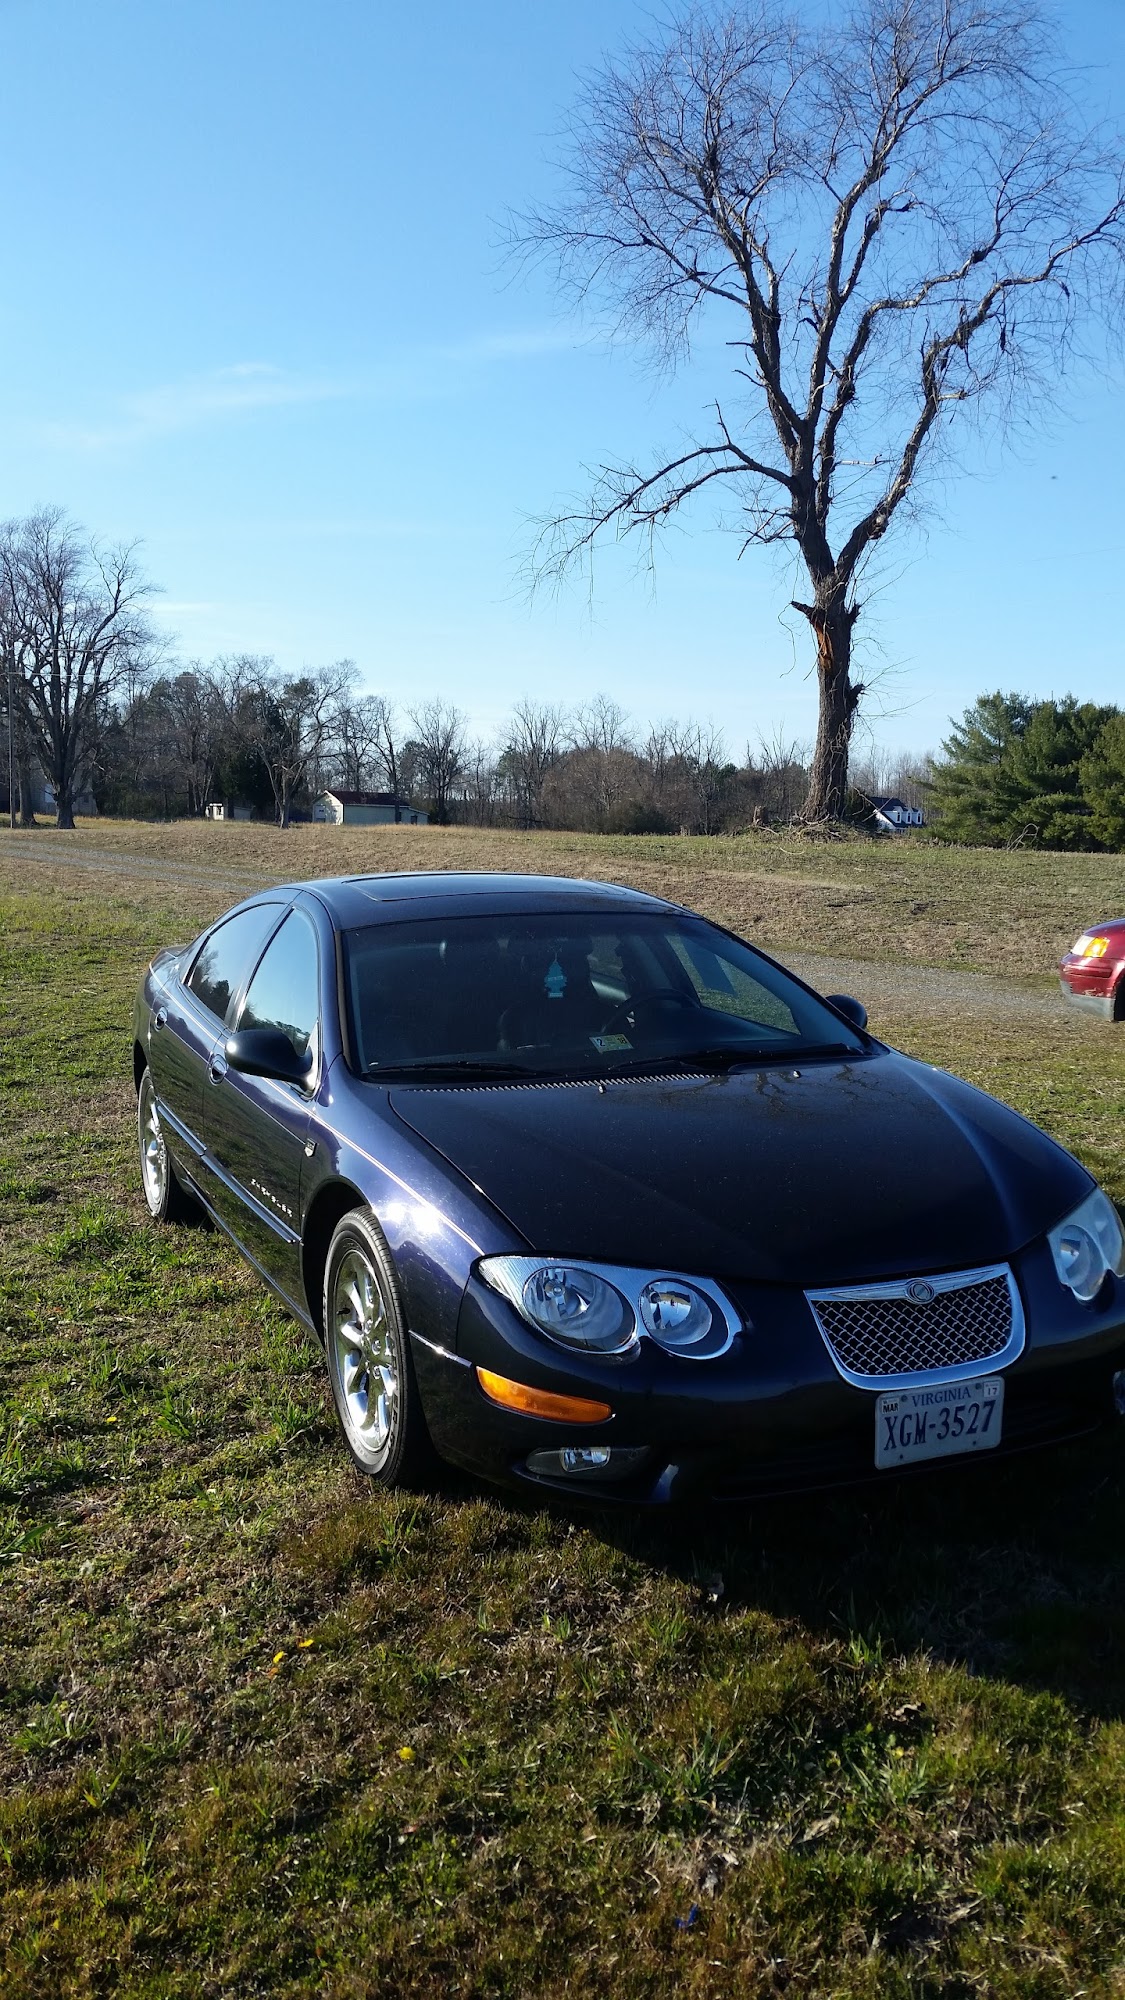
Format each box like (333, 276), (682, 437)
(202, 907), (320, 1303)
(148, 903), (285, 1187)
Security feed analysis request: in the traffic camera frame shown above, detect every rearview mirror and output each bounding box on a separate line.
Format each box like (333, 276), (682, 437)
(825, 993), (868, 1032)
(225, 1028), (313, 1086)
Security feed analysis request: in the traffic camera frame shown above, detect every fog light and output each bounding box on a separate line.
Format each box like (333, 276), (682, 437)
(1114, 1370), (1125, 1417)
(562, 1446), (611, 1471)
(525, 1445), (650, 1479)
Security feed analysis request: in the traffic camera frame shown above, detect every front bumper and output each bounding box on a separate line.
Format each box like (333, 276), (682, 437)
(1059, 963), (1122, 1022)
(411, 1250), (1125, 1505)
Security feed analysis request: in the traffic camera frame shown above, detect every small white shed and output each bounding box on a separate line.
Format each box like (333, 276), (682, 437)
(315, 790), (427, 826)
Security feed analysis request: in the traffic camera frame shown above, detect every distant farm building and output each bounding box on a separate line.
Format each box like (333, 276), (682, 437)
(315, 790), (428, 826)
(865, 795), (924, 832)
(205, 800), (255, 821)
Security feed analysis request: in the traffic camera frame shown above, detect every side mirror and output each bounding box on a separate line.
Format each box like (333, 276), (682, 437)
(225, 1027), (313, 1086)
(826, 993), (868, 1032)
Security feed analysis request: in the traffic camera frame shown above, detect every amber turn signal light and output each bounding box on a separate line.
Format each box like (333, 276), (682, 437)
(475, 1367), (612, 1424)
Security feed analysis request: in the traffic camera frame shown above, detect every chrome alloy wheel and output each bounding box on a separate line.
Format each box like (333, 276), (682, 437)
(331, 1247), (398, 1460)
(138, 1069), (168, 1216)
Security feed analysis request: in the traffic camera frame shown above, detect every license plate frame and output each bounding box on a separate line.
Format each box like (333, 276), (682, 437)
(875, 1375), (1004, 1469)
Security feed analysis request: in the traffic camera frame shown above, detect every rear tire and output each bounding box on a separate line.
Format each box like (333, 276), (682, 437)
(137, 1066), (199, 1224)
(322, 1207), (435, 1487)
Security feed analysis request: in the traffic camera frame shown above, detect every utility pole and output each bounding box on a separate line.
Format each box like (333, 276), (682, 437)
(5, 648), (14, 831)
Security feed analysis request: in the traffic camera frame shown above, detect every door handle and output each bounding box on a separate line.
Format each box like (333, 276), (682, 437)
(208, 1052), (228, 1083)
(153, 1007), (168, 1032)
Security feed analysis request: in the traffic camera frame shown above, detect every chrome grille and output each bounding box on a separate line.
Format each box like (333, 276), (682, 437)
(806, 1266), (1022, 1387)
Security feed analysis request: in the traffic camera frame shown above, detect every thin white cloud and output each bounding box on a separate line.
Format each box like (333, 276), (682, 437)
(35, 329), (588, 453)
(40, 362), (349, 450)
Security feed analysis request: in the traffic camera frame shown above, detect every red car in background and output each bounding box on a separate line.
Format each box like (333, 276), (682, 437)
(1059, 922), (1125, 1021)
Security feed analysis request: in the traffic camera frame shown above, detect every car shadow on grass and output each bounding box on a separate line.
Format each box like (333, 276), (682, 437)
(582, 1427), (1125, 1719)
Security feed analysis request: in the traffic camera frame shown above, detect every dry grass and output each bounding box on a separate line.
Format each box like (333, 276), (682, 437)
(5, 816), (1125, 975)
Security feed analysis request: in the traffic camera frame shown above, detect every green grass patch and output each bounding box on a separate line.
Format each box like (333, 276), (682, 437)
(2, 838), (1125, 1996)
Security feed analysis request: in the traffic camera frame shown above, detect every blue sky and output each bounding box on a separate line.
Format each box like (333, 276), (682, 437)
(0, 0), (1123, 765)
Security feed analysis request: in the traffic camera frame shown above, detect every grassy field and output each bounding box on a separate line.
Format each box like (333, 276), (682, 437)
(11, 812), (1125, 975)
(3, 824), (1125, 1998)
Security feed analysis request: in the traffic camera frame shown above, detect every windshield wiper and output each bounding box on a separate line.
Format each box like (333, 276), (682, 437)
(595, 1041), (861, 1077)
(368, 1058), (537, 1082)
(679, 1041), (861, 1067)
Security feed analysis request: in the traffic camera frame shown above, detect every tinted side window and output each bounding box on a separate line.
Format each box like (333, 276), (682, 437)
(187, 905), (282, 1022)
(237, 910), (320, 1060)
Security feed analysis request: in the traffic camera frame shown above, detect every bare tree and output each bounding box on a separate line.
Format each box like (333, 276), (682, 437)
(0, 508), (157, 827)
(517, 0), (1125, 820)
(251, 661), (356, 828)
(458, 740), (500, 825)
(751, 725), (809, 822)
(408, 698), (468, 824)
(331, 689), (397, 796)
(500, 698), (568, 827)
(668, 718), (730, 833)
(560, 694), (639, 826)
(151, 666), (232, 814)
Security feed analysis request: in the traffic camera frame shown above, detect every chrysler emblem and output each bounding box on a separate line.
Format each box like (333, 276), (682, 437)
(906, 1280), (936, 1304)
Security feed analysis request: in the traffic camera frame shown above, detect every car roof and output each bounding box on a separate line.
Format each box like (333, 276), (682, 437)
(287, 871), (679, 928)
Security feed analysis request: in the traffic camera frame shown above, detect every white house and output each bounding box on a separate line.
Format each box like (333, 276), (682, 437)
(866, 794), (924, 832)
(315, 789), (428, 826)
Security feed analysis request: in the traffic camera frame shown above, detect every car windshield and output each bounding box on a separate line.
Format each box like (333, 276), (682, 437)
(343, 909), (867, 1079)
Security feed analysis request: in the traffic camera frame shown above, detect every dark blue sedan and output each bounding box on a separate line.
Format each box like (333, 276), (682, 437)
(133, 871), (1125, 1502)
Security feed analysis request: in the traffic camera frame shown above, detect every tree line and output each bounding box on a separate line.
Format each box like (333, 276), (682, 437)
(96, 675), (928, 835)
(2, 508), (934, 837)
(8, 509), (1119, 850)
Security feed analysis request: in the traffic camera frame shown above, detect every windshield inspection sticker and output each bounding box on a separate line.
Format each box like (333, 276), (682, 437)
(544, 955), (567, 1000)
(590, 1033), (632, 1052)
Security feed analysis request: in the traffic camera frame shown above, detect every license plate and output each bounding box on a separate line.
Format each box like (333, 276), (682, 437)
(875, 1375), (1004, 1469)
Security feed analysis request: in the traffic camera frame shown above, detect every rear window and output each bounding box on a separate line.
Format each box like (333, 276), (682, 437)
(343, 909), (865, 1079)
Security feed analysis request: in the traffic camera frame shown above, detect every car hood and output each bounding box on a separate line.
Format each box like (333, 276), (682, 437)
(389, 1053), (1092, 1287)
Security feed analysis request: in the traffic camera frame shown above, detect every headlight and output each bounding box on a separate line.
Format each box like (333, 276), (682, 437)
(1048, 1189), (1125, 1302)
(479, 1258), (636, 1354)
(638, 1278), (714, 1351)
(478, 1258), (739, 1359)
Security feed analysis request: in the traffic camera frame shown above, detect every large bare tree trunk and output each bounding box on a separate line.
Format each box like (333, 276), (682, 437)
(797, 597), (861, 823)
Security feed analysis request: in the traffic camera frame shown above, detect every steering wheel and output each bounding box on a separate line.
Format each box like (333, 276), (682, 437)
(603, 989), (703, 1035)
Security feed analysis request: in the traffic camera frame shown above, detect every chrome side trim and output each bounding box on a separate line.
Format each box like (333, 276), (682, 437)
(158, 1096), (302, 1248)
(171, 1172), (315, 1332)
(409, 1330), (472, 1369)
(156, 1097), (206, 1158)
(806, 1263), (1025, 1390)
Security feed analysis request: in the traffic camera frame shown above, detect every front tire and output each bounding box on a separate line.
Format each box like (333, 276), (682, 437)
(323, 1208), (434, 1487)
(137, 1066), (199, 1223)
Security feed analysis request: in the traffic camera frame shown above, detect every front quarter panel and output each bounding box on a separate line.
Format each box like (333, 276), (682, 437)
(304, 1058), (529, 1352)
